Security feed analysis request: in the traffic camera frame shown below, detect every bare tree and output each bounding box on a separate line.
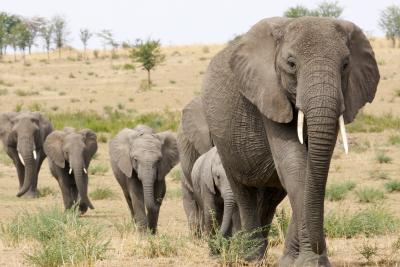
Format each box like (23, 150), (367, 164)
(40, 20), (53, 60)
(52, 15), (69, 59)
(97, 29), (118, 57)
(79, 28), (92, 59)
(25, 16), (46, 54)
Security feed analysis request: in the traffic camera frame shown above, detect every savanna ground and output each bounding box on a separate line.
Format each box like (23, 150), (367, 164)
(0, 38), (399, 266)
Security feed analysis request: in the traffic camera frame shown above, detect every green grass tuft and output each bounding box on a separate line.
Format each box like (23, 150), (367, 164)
(37, 187), (57, 198)
(325, 181), (356, 201)
(356, 188), (385, 203)
(376, 151), (393, 164)
(385, 180), (400, 192)
(89, 163), (109, 176)
(324, 207), (399, 238)
(90, 187), (115, 200)
(0, 206), (109, 266)
(348, 113), (400, 133)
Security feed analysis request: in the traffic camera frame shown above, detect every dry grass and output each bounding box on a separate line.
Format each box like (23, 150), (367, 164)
(1, 39), (400, 266)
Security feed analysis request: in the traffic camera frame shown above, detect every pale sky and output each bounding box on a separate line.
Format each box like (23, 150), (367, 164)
(2, 0), (400, 49)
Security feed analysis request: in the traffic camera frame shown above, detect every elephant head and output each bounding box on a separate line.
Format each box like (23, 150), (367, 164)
(44, 128), (97, 212)
(109, 125), (179, 213)
(0, 111), (53, 197)
(230, 17), (379, 254)
(195, 147), (235, 237)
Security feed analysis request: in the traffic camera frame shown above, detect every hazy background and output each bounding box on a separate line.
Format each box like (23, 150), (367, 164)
(2, 0), (399, 49)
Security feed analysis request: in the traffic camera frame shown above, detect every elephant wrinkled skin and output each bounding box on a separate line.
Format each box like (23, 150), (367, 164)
(202, 17), (379, 265)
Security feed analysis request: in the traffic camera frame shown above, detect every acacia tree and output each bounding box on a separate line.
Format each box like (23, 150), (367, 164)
(40, 20), (53, 60)
(52, 15), (69, 59)
(79, 28), (92, 59)
(97, 29), (118, 57)
(130, 39), (165, 88)
(379, 5), (400, 47)
(25, 16), (46, 54)
(16, 21), (30, 63)
(284, 1), (343, 18)
(284, 5), (313, 18)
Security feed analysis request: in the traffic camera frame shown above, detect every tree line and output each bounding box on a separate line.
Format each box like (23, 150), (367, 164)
(284, 1), (400, 48)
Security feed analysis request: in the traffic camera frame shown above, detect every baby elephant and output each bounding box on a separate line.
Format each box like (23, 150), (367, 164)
(109, 125), (179, 234)
(192, 147), (240, 236)
(44, 128), (97, 214)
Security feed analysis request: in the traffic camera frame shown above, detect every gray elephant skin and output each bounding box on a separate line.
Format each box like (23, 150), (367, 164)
(0, 111), (53, 197)
(201, 17), (379, 265)
(109, 125), (179, 234)
(44, 127), (97, 214)
(191, 146), (240, 237)
(177, 97), (214, 236)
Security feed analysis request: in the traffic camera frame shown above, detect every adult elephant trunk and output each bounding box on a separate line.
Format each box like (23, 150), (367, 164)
(220, 191), (235, 237)
(71, 160), (94, 213)
(16, 138), (37, 197)
(300, 65), (341, 255)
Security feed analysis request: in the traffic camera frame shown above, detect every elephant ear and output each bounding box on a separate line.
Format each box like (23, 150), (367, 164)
(109, 128), (135, 177)
(181, 97), (213, 154)
(338, 21), (380, 124)
(32, 112), (54, 139)
(44, 131), (66, 168)
(230, 17), (293, 123)
(203, 149), (216, 195)
(157, 131), (179, 179)
(0, 112), (17, 146)
(80, 129), (98, 166)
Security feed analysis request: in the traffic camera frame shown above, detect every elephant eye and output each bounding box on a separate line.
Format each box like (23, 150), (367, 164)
(342, 58), (350, 72)
(286, 57), (296, 72)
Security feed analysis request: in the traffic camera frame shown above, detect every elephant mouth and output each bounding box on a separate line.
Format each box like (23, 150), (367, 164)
(296, 110), (348, 154)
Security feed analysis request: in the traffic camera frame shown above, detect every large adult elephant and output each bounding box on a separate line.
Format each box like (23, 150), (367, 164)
(177, 97), (213, 235)
(44, 127), (97, 214)
(109, 125), (179, 234)
(202, 17), (379, 266)
(0, 111), (53, 197)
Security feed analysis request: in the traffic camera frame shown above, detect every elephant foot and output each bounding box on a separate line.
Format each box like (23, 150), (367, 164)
(278, 253), (297, 267)
(294, 253), (330, 267)
(20, 190), (38, 198)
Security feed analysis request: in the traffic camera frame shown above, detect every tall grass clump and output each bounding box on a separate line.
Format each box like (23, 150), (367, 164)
(376, 151), (393, 164)
(325, 181), (356, 201)
(385, 180), (400, 192)
(324, 207), (399, 238)
(89, 163), (109, 176)
(90, 187), (115, 200)
(0, 206), (109, 266)
(269, 208), (290, 246)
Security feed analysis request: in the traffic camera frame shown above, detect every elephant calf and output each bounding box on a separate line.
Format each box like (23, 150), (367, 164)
(192, 147), (240, 236)
(109, 125), (179, 234)
(0, 111), (53, 198)
(44, 127), (97, 214)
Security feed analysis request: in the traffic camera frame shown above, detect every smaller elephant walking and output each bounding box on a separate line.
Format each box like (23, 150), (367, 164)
(44, 128), (97, 214)
(0, 111), (53, 197)
(109, 125), (179, 234)
(192, 147), (240, 236)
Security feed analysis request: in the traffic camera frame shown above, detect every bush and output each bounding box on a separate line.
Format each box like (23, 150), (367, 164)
(90, 187), (115, 200)
(37, 187), (57, 198)
(324, 207), (399, 238)
(15, 89), (39, 96)
(0, 207), (109, 266)
(376, 151), (393, 164)
(356, 188), (385, 203)
(325, 181), (356, 201)
(385, 180), (400, 192)
(389, 134), (400, 145)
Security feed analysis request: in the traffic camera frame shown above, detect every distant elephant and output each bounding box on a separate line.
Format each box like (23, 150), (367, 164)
(192, 146), (240, 237)
(177, 97), (213, 235)
(109, 125), (179, 234)
(44, 127), (97, 214)
(0, 111), (53, 197)
(202, 17), (379, 265)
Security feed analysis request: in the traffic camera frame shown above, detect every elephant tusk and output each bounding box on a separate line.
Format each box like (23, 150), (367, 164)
(18, 153), (25, 166)
(69, 168), (73, 175)
(33, 150), (37, 160)
(83, 167), (87, 174)
(339, 115), (348, 154)
(297, 110), (304, 144)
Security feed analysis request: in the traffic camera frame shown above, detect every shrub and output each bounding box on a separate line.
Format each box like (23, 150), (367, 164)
(325, 181), (356, 201)
(89, 164), (109, 176)
(385, 180), (400, 192)
(123, 63), (135, 70)
(90, 187), (114, 200)
(356, 188), (385, 203)
(324, 207), (399, 238)
(357, 242), (378, 263)
(15, 89), (39, 96)
(0, 206), (109, 266)
(389, 134), (400, 145)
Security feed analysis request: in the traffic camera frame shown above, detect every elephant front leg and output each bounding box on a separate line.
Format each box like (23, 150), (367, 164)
(126, 177), (148, 232)
(147, 179), (166, 234)
(56, 173), (75, 210)
(30, 149), (46, 194)
(7, 148), (25, 190)
(182, 181), (201, 237)
(202, 196), (218, 235)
